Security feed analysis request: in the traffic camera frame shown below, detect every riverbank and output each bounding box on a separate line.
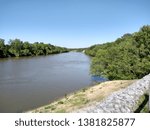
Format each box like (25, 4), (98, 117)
(27, 80), (136, 113)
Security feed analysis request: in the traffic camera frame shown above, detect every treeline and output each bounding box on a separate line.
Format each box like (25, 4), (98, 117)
(85, 25), (150, 80)
(69, 47), (87, 52)
(0, 39), (68, 58)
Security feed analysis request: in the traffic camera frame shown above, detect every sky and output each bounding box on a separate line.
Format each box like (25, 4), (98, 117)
(0, 0), (150, 48)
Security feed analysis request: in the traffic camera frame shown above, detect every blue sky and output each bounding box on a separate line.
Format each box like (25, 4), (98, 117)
(0, 0), (150, 48)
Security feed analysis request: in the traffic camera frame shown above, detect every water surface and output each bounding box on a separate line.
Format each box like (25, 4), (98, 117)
(0, 52), (93, 112)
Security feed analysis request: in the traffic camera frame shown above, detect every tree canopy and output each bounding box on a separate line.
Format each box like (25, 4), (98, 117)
(85, 25), (150, 80)
(0, 39), (68, 58)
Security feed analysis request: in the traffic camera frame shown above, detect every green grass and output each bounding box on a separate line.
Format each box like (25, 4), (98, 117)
(134, 93), (149, 113)
(68, 93), (89, 106)
(44, 105), (56, 110)
(57, 101), (64, 104)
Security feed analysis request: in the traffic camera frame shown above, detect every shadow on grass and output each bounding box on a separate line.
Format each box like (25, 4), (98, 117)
(134, 94), (149, 113)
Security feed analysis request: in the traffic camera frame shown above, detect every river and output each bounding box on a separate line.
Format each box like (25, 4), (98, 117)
(0, 52), (94, 112)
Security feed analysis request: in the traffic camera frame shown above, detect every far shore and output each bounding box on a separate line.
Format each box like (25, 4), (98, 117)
(26, 80), (136, 113)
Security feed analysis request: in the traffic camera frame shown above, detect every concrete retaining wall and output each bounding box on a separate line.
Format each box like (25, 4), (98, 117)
(76, 74), (150, 113)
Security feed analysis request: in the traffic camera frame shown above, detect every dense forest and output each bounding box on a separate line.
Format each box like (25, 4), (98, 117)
(85, 25), (150, 80)
(0, 39), (68, 58)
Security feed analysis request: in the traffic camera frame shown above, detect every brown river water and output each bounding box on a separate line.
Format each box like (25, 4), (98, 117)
(0, 52), (93, 112)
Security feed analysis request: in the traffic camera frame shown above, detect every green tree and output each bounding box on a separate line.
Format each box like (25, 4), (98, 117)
(21, 41), (32, 56)
(0, 38), (5, 57)
(87, 25), (150, 80)
(8, 39), (23, 57)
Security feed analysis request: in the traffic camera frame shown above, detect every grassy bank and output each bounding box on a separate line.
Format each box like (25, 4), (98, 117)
(27, 80), (136, 113)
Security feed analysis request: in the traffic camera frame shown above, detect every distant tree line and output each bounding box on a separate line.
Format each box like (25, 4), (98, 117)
(85, 25), (150, 80)
(0, 39), (68, 58)
(69, 47), (87, 52)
